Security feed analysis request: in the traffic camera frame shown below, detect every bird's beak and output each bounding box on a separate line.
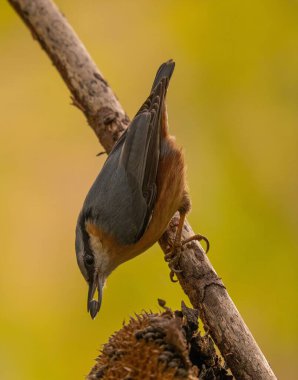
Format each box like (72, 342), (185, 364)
(87, 272), (103, 319)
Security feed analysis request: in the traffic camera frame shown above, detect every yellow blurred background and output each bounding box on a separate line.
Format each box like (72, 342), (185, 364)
(1, 1), (297, 379)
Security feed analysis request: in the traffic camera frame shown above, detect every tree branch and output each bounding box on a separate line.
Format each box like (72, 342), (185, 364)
(8, 1), (277, 379)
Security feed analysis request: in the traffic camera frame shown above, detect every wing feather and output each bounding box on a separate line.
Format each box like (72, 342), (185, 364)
(83, 60), (175, 244)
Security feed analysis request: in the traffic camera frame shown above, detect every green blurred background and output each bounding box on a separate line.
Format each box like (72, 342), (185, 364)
(1, 1), (297, 378)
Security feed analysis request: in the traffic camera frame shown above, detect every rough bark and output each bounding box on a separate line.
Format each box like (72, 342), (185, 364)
(159, 216), (276, 379)
(8, 1), (277, 379)
(9, 0), (129, 153)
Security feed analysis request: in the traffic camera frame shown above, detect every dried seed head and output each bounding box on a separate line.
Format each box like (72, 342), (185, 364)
(87, 302), (233, 380)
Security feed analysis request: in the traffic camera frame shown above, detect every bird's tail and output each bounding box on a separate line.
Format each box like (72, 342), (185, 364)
(151, 59), (175, 92)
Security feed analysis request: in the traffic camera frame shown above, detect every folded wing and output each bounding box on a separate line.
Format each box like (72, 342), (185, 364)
(83, 60), (175, 244)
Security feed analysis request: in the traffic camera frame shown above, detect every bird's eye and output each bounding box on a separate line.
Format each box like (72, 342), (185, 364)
(85, 254), (94, 266)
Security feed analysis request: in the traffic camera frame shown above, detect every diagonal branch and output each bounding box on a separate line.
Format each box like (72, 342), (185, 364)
(8, 1), (277, 379)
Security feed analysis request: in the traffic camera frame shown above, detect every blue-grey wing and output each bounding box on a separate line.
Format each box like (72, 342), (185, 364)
(82, 60), (175, 244)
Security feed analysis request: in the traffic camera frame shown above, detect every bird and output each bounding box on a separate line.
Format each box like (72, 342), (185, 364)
(75, 60), (208, 319)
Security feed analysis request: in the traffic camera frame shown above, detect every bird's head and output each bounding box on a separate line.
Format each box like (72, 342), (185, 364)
(75, 214), (111, 319)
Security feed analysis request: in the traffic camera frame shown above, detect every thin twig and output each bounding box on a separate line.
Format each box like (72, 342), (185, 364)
(8, 1), (277, 379)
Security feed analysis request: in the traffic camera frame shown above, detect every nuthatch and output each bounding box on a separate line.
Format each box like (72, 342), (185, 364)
(75, 60), (208, 319)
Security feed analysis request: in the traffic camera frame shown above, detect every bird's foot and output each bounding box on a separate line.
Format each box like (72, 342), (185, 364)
(165, 244), (184, 283)
(164, 233), (209, 283)
(181, 233), (210, 254)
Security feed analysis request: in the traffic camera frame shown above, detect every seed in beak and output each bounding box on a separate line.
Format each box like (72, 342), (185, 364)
(87, 274), (103, 319)
(89, 300), (100, 319)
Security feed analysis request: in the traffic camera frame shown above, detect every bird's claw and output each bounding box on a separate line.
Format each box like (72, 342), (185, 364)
(165, 232), (210, 282)
(169, 270), (178, 283)
(169, 266), (183, 282)
(181, 233), (210, 254)
(165, 244), (183, 282)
